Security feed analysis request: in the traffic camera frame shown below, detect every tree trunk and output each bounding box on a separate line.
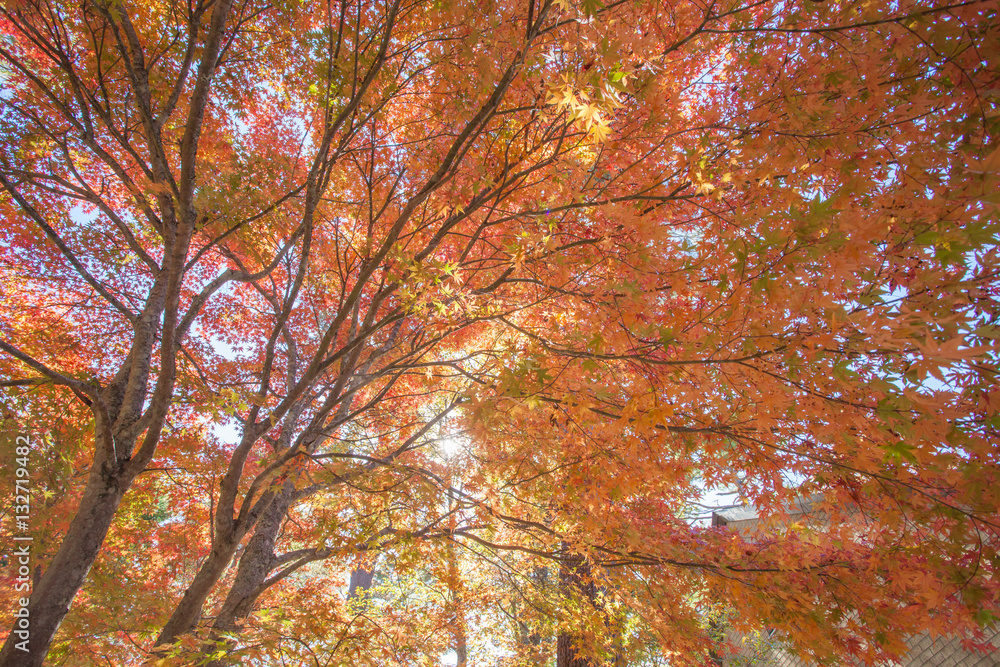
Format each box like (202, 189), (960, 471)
(211, 486), (294, 634)
(447, 537), (467, 666)
(154, 538), (241, 649)
(558, 551), (597, 667)
(455, 630), (468, 666)
(155, 482), (286, 649)
(0, 465), (128, 666)
(347, 566), (375, 601)
(558, 635), (596, 667)
(198, 486), (380, 666)
(197, 487), (296, 666)
(557, 549), (629, 667)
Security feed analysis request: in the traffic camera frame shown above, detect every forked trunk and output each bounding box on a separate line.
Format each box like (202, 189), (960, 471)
(200, 487), (297, 666)
(212, 486), (295, 635)
(153, 538), (241, 650)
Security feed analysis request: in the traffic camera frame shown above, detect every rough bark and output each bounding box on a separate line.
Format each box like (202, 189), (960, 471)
(198, 490), (381, 666)
(558, 636), (597, 667)
(212, 485), (295, 634)
(0, 462), (129, 666)
(155, 447), (287, 648)
(0, 0), (235, 661)
(195, 486), (297, 667)
(153, 538), (241, 649)
(558, 550), (625, 667)
(557, 552), (599, 667)
(1, 1), (548, 663)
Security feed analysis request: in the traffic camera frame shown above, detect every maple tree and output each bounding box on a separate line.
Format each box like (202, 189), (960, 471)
(0, 0), (999, 664)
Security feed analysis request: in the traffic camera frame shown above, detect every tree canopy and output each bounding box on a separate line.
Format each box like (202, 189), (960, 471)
(0, 0), (998, 664)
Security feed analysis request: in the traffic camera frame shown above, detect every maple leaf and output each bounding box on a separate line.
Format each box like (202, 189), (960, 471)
(0, 0), (998, 666)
